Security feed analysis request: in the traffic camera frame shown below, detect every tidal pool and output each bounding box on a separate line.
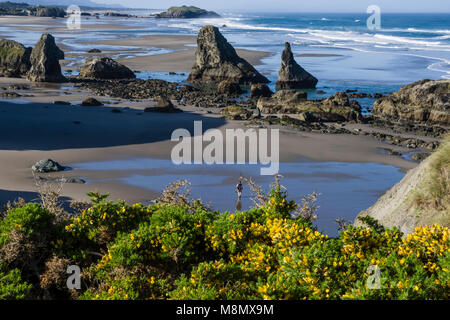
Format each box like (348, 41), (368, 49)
(73, 158), (405, 237)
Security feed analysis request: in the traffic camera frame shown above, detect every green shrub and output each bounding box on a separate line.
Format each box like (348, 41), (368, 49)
(0, 264), (32, 300)
(0, 203), (54, 246)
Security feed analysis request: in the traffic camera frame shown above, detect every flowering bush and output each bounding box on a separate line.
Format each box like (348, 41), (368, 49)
(0, 187), (448, 300)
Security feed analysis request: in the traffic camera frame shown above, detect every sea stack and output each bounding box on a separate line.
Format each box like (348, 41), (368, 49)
(187, 25), (269, 84)
(276, 42), (318, 90)
(27, 33), (65, 82)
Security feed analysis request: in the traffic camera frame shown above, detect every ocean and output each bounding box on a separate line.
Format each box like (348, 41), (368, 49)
(3, 13), (450, 97)
(40, 12), (450, 108)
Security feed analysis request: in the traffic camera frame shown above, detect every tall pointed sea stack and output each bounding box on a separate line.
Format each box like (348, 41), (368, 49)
(187, 25), (269, 84)
(276, 42), (318, 90)
(27, 33), (65, 83)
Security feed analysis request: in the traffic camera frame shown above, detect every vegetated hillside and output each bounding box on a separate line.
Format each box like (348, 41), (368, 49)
(0, 180), (448, 300)
(356, 135), (450, 234)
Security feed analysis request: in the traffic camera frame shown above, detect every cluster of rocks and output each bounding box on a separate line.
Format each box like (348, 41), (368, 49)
(257, 90), (362, 123)
(361, 131), (440, 151)
(346, 92), (384, 99)
(372, 79), (450, 125)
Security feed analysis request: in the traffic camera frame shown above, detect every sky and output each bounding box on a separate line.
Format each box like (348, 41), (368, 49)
(92, 0), (450, 13)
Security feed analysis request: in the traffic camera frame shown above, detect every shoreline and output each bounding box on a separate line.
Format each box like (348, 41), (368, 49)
(0, 15), (444, 213)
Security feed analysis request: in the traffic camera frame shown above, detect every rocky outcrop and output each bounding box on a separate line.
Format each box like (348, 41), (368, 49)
(187, 25), (269, 85)
(217, 80), (242, 95)
(79, 57), (135, 80)
(27, 34), (65, 83)
(35, 7), (65, 18)
(220, 105), (253, 120)
(250, 83), (273, 99)
(0, 39), (31, 77)
(275, 42), (318, 90)
(355, 136), (449, 234)
(32, 159), (65, 173)
(257, 91), (361, 122)
(372, 79), (450, 125)
(155, 6), (220, 19)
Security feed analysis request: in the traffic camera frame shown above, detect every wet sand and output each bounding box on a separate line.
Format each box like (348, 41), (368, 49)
(0, 94), (419, 206)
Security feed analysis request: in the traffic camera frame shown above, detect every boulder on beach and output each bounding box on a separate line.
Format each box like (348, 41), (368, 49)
(155, 6), (220, 19)
(275, 42), (318, 90)
(257, 91), (361, 122)
(32, 159), (65, 173)
(79, 57), (136, 80)
(87, 48), (102, 53)
(0, 39), (32, 77)
(249, 83), (273, 99)
(372, 79), (450, 125)
(81, 98), (103, 106)
(187, 25), (269, 85)
(144, 96), (182, 113)
(27, 33), (65, 83)
(217, 79), (242, 95)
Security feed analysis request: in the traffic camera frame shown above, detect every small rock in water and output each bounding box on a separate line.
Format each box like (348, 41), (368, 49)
(32, 159), (65, 173)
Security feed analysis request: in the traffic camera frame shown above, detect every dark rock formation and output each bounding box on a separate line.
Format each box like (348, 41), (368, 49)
(81, 98), (103, 106)
(79, 57), (135, 80)
(87, 48), (102, 53)
(372, 79), (450, 125)
(27, 34), (65, 83)
(0, 39), (31, 77)
(217, 80), (242, 95)
(275, 42), (318, 90)
(155, 6), (220, 19)
(250, 83), (273, 99)
(32, 159), (65, 173)
(187, 25), (269, 85)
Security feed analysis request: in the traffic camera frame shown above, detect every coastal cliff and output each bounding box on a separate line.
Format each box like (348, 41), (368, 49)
(355, 135), (450, 234)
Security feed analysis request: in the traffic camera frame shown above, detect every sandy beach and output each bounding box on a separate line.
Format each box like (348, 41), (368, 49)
(0, 15), (436, 211)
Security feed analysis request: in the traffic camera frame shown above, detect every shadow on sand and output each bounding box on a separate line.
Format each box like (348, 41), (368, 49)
(0, 101), (226, 151)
